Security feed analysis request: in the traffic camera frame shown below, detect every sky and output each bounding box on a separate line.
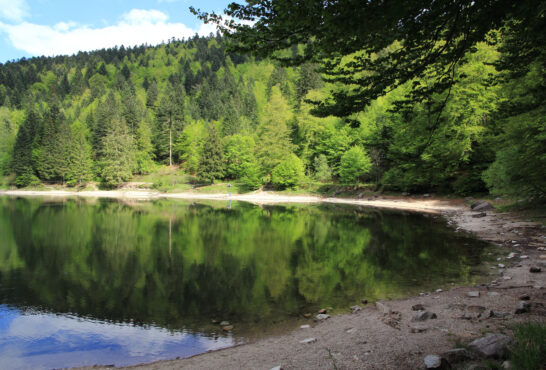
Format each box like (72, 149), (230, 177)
(0, 0), (233, 63)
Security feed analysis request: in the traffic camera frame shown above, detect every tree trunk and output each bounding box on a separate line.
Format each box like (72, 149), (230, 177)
(169, 119), (172, 167)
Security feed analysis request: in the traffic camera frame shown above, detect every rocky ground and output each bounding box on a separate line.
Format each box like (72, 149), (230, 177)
(74, 198), (546, 370)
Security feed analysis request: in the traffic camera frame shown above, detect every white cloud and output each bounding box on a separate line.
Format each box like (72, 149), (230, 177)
(0, 8), (219, 57)
(0, 0), (29, 22)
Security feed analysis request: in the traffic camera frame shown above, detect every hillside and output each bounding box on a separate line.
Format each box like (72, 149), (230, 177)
(0, 32), (544, 197)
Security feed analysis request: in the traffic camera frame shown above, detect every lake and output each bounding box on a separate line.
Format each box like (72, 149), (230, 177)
(0, 196), (493, 369)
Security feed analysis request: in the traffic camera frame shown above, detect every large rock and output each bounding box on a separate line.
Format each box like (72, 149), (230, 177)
(468, 333), (512, 359)
(424, 354), (451, 369)
(471, 201), (494, 211)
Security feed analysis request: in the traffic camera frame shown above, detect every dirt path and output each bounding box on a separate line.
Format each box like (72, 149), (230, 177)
(3, 190), (545, 369)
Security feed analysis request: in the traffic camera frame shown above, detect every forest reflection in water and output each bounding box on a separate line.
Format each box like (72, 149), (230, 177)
(0, 196), (491, 368)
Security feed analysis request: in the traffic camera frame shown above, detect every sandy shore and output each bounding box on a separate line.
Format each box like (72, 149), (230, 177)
(0, 189), (462, 213)
(2, 189), (544, 369)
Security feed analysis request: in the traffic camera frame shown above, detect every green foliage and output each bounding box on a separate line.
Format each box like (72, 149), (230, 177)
(271, 154), (305, 189)
(224, 134), (256, 179)
(240, 159), (262, 190)
(313, 154), (331, 182)
(256, 86), (296, 174)
(66, 122), (93, 186)
(98, 120), (136, 188)
(509, 323), (546, 370)
(339, 146), (371, 184)
(198, 124), (224, 184)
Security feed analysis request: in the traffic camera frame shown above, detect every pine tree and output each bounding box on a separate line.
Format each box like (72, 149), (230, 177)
(98, 119), (136, 187)
(198, 124), (224, 184)
(66, 122), (93, 186)
(256, 86), (295, 174)
(155, 82), (185, 165)
(12, 109), (40, 187)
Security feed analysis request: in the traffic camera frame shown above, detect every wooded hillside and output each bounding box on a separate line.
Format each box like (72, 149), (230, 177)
(0, 30), (543, 196)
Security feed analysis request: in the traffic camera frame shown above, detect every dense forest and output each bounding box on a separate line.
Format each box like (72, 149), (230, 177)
(0, 27), (543, 196)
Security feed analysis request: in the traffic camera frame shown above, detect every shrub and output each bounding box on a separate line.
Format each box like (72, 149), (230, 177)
(271, 154), (305, 189)
(339, 146), (371, 184)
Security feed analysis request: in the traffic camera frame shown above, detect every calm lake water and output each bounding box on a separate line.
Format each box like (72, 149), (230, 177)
(0, 196), (492, 369)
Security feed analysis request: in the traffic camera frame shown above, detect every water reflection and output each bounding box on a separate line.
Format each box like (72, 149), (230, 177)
(0, 305), (232, 370)
(0, 197), (491, 368)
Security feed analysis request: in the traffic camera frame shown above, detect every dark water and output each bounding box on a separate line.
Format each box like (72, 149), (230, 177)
(0, 197), (492, 369)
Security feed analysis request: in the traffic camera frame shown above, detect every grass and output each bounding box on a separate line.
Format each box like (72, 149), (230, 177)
(509, 322), (546, 370)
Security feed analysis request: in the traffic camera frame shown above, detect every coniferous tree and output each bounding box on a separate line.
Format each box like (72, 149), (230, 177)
(66, 122), (93, 186)
(12, 109), (40, 186)
(155, 82), (185, 165)
(98, 119), (136, 187)
(256, 86), (295, 175)
(198, 124), (224, 184)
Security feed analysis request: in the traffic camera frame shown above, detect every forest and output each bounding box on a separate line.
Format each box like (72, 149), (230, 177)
(0, 14), (544, 196)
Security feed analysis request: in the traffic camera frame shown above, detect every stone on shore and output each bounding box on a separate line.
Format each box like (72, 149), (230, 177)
(467, 291), (480, 298)
(424, 354), (451, 369)
(299, 337), (317, 344)
(515, 301), (530, 314)
(412, 311), (437, 322)
(468, 333), (512, 359)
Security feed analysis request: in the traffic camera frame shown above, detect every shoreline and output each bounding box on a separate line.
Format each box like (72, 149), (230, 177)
(2, 189), (545, 369)
(0, 189), (463, 214)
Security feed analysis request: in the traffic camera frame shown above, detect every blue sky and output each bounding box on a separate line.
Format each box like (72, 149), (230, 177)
(0, 0), (233, 63)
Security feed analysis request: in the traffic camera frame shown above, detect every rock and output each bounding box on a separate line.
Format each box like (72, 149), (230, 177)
(300, 324), (310, 329)
(410, 324), (428, 333)
(467, 291), (480, 298)
(222, 325), (233, 331)
(515, 301), (530, 314)
(303, 313), (312, 318)
(501, 360), (513, 369)
(299, 337), (317, 344)
(540, 255), (546, 260)
(412, 311), (437, 321)
(361, 299), (368, 304)
(503, 276), (512, 280)
(530, 266), (542, 273)
(318, 308), (327, 314)
(436, 288), (443, 293)
(519, 255), (528, 259)
(507, 252), (517, 259)
(487, 292), (500, 297)
(498, 263), (505, 268)
(441, 348), (473, 364)
(468, 333), (512, 359)
(412, 304), (425, 311)
(219, 321), (230, 326)
(471, 201), (494, 212)
(315, 313), (330, 321)
(423, 354), (451, 369)
(350, 305), (362, 313)
(479, 309), (493, 319)
(519, 293), (530, 300)
(423, 193), (431, 198)
(376, 301), (391, 314)
(358, 192), (364, 198)
(402, 192), (409, 196)
(492, 311), (511, 319)
(269, 366), (282, 370)
(472, 212), (487, 218)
